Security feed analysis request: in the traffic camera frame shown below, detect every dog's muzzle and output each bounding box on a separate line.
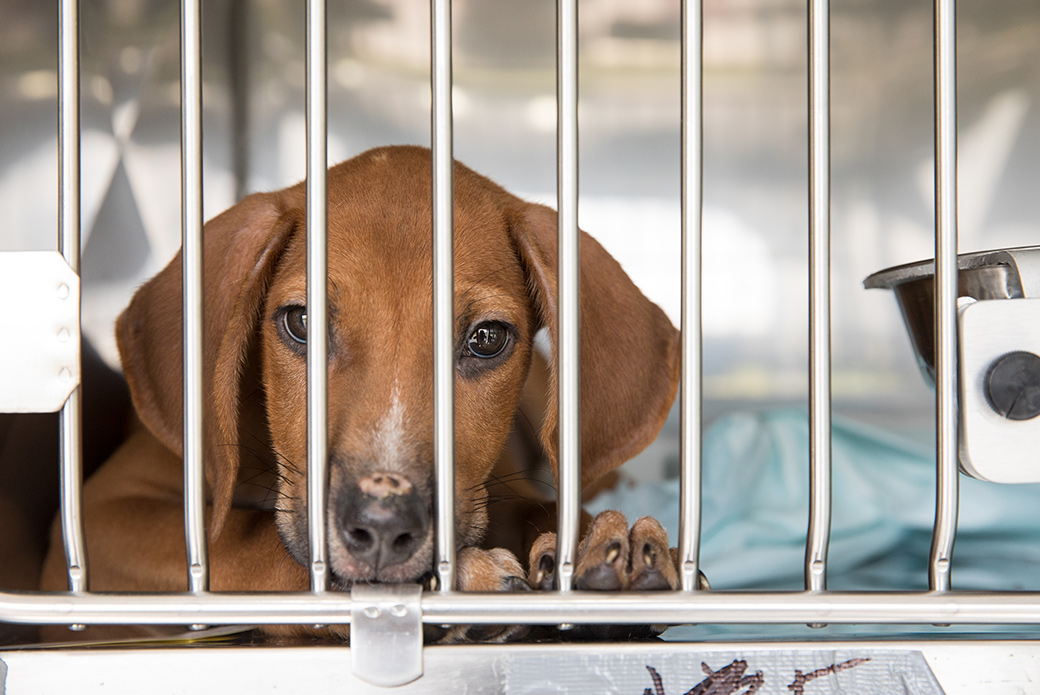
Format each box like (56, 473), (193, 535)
(335, 472), (431, 578)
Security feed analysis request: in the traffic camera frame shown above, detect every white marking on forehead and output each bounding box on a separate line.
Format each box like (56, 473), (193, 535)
(372, 379), (409, 469)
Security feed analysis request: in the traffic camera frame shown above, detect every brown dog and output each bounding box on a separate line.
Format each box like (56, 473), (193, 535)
(40, 146), (681, 642)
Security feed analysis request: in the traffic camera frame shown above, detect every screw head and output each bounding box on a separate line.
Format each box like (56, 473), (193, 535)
(985, 351), (1040, 420)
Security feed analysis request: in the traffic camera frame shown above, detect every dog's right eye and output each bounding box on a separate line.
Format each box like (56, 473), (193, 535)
(467, 321), (509, 358)
(280, 306), (308, 345)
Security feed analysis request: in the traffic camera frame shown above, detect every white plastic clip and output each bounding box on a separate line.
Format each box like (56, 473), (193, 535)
(0, 251), (81, 413)
(350, 583), (423, 687)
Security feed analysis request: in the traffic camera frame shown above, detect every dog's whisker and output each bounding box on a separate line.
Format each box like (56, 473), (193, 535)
(470, 469), (544, 489)
(232, 433), (300, 474)
(473, 471), (557, 497)
(237, 482), (291, 499)
(221, 441), (274, 464)
(236, 465), (279, 483)
(515, 407), (540, 439)
(268, 447), (300, 467)
(468, 492), (546, 512)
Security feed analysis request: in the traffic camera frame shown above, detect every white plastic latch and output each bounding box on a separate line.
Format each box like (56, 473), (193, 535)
(350, 583), (423, 687)
(0, 251), (81, 413)
(959, 297), (1040, 483)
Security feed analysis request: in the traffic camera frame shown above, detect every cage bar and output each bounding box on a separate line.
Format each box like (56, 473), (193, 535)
(9, 590), (1040, 627)
(58, 398), (86, 597)
(805, 0), (833, 594)
(678, 0), (704, 594)
(57, 0), (87, 599)
(180, 0), (208, 595)
(929, 0), (959, 593)
(555, 0), (581, 595)
(305, 0), (330, 594)
(431, 0), (456, 594)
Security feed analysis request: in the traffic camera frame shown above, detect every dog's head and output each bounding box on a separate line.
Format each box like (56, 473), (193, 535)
(116, 146), (679, 587)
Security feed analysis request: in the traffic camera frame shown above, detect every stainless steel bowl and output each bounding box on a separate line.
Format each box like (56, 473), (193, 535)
(864, 246), (1040, 386)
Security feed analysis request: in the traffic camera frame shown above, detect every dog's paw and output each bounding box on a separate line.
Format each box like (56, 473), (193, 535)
(528, 510), (684, 640)
(529, 510), (678, 592)
(437, 546), (531, 644)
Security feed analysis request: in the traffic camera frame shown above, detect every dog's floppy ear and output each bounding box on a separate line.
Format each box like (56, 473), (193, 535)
(116, 192), (297, 533)
(508, 203), (680, 489)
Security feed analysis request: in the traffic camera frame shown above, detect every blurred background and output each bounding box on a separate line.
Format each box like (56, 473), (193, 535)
(2, 0), (1039, 464)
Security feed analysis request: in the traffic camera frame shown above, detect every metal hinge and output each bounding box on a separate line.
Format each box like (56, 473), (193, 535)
(350, 583), (423, 687)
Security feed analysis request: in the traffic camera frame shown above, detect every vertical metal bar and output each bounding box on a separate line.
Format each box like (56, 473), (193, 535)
(555, 0), (580, 594)
(57, 0), (87, 599)
(181, 0), (208, 594)
(805, 0), (832, 594)
(678, 0), (704, 594)
(431, 0), (456, 595)
(306, 0), (330, 594)
(930, 0), (959, 593)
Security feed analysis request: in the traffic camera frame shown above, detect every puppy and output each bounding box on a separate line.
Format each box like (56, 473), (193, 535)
(40, 146), (681, 642)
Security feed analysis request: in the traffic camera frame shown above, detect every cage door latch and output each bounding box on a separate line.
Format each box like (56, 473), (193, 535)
(350, 582), (423, 686)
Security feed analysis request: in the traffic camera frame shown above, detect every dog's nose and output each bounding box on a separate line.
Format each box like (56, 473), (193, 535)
(339, 473), (428, 572)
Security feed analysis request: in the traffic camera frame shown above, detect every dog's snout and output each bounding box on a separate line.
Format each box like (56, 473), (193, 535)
(340, 473), (428, 573)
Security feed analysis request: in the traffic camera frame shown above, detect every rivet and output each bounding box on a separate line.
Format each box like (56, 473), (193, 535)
(363, 606), (381, 619)
(59, 367), (72, 383)
(57, 284), (70, 300)
(390, 604), (408, 618)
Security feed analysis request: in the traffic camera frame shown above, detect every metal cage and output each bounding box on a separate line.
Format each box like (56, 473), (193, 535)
(2, 0), (1040, 692)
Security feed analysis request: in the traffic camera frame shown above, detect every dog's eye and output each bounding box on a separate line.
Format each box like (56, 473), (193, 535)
(467, 321), (508, 359)
(282, 306), (308, 344)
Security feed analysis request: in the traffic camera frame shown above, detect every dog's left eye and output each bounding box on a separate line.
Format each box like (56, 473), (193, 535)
(281, 306), (308, 344)
(467, 321), (509, 358)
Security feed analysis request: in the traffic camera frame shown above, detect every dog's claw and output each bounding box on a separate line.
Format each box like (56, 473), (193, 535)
(574, 510), (630, 591)
(528, 511), (684, 640)
(528, 532), (557, 591)
(626, 516), (678, 590)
